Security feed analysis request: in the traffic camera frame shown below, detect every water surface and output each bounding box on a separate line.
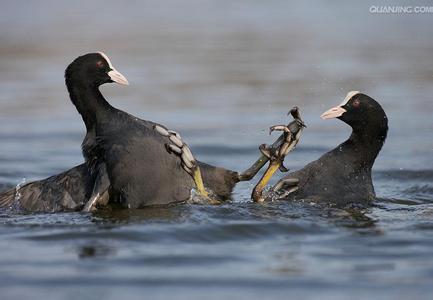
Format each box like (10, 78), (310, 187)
(0, 1), (432, 299)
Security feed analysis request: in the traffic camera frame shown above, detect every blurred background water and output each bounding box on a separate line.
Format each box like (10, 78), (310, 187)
(0, 1), (432, 299)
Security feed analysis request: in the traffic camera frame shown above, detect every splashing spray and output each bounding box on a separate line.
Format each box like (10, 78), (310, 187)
(13, 177), (26, 208)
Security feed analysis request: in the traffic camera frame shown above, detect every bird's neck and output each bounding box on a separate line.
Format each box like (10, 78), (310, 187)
(339, 125), (387, 170)
(66, 79), (112, 130)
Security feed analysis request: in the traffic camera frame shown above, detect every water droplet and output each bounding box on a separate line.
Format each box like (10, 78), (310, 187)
(12, 178), (26, 210)
(14, 177), (26, 202)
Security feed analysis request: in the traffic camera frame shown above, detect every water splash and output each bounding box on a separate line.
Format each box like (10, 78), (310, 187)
(188, 188), (221, 205)
(14, 177), (26, 205)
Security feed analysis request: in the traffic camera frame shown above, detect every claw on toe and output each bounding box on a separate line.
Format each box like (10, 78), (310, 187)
(288, 107), (307, 129)
(278, 163), (289, 173)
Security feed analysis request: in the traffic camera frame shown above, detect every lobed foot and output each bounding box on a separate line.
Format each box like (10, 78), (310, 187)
(273, 177), (299, 199)
(251, 107), (305, 202)
(153, 124), (211, 201)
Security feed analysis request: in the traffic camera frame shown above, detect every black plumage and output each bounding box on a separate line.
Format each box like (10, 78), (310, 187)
(66, 53), (240, 208)
(0, 52), (241, 211)
(273, 92), (388, 205)
(0, 164), (92, 212)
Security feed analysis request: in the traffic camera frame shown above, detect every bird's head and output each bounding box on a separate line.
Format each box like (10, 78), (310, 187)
(321, 91), (388, 141)
(65, 52), (129, 87)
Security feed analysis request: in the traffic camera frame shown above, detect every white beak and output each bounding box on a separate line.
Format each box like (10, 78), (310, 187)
(320, 106), (346, 120)
(108, 68), (129, 86)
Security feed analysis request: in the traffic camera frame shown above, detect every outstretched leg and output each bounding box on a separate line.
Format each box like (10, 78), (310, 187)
(251, 107), (306, 202)
(237, 134), (284, 181)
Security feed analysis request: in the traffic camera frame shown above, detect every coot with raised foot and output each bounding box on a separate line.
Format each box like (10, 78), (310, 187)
(77, 53), (276, 208)
(64, 52), (234, 208)
(272, 91), (388, 206)
(0, 52), (276, 211)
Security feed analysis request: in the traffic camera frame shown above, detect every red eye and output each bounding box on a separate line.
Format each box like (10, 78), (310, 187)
(96, 61), (104, 69)
(352, 99), (360, 108)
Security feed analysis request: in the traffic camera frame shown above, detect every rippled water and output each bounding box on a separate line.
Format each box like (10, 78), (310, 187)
(0, 1), (433, 299)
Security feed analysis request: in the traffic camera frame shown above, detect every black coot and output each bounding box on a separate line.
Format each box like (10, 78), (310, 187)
(65, 52), (279, 208)
(0, 52), (131, 211)
(71, 53), (242, 208)
(273, 91), (388, 205)
(1, 52), (270, 211)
